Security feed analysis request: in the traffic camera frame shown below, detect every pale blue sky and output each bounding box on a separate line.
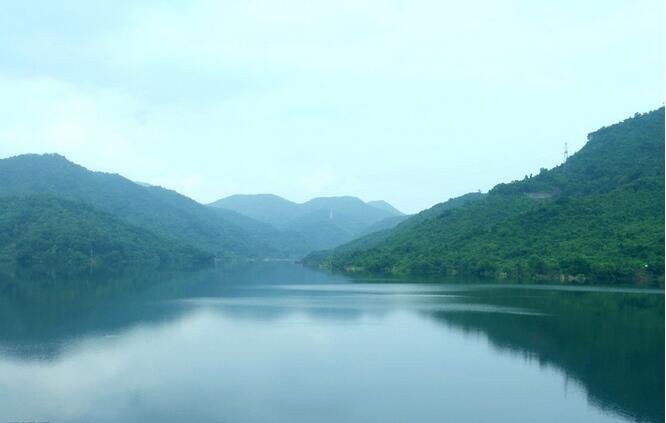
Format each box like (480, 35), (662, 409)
(0, 0), (663, 213)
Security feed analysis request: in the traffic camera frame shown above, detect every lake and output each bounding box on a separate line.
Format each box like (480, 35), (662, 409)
(0, 263), (663, 422)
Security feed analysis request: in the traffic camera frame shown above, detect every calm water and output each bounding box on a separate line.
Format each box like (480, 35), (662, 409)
(0, 263), (663, 422)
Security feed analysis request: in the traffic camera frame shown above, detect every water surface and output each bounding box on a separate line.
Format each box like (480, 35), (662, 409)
(0, 263), (663, 422)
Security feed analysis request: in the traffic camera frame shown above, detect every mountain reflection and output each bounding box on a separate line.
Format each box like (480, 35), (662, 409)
(0, 263), (662, 422)
(422, 288), (664, 422)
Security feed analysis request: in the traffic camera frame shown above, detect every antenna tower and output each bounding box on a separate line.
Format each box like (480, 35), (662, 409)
(563, 142), (569, 163)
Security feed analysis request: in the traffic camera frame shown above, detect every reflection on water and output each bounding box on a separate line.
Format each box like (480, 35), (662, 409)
(0, 263), (663, 422)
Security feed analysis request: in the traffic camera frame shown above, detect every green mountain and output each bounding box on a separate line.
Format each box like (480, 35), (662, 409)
(0, 196), (211, 277)
(0, 154), (280, 259)
(209, 194), (403, 251)
(306, 108), (665, 286)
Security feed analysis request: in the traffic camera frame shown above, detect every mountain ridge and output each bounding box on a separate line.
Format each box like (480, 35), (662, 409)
(305, 108), (665, 286)
(0, 154), (279, 258)
(209, 193), (404, 251)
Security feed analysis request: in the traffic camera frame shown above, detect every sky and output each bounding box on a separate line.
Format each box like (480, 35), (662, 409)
(0, 0), (663, 213)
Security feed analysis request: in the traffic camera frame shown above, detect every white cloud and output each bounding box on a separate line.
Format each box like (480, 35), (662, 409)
(0, 0), (662, 212)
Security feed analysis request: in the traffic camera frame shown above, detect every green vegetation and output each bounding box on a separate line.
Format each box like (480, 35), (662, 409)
(0, 154), (408, 277)
(307, 108), (665, 286)
(3, 109), (663, 281)
(0, 154), (406, 265)
(0, 196), (211, 278)
(0, 154), (303, 259)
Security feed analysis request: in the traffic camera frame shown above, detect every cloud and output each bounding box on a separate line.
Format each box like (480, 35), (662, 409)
(0, 0), (663, 212)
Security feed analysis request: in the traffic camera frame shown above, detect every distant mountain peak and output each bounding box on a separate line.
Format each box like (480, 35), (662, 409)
(7, 152), (75, 165)
(208, 193), (404, 250)
(4, 153), (119, 179)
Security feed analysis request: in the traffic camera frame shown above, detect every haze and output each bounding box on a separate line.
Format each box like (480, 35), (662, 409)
(0, 0), (662, 213)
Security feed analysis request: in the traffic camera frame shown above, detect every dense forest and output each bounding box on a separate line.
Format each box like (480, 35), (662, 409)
(305, 108), (665, 286)
(0, 196), (211, 278)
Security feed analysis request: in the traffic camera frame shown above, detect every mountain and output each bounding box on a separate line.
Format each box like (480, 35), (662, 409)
(209, 194), (403, 251)
(306, 108), (665, 286)
(301, 193), (483, 266)
(209, 194), (300, 228)
(0, 154), (280, 259)
(0, 196), (211, 277)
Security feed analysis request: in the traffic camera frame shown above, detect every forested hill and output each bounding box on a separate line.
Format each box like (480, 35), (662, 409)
(306, 108), (665, 286)
(0, 196), (211, 278)
(0, 154), (282, 259)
